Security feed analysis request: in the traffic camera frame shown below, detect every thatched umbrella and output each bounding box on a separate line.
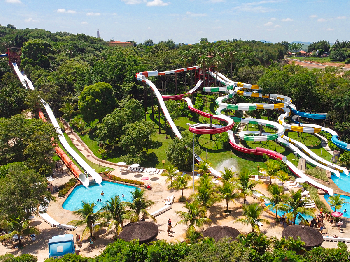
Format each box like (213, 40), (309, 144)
(282, 225), (323, 248)
(203, 226), (240, 242)
(118, 221), (158, 244)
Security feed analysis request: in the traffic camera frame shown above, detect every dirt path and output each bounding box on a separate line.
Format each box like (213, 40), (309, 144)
(287, 58), (350, 71)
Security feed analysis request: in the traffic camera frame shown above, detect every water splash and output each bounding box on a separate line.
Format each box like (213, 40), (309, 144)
(215, 159), (238, 174)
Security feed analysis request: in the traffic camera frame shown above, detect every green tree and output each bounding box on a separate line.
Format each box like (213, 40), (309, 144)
(219, 181), (239, 213)
(21, 39), (53, 69)
(78, 82), (116, 122)
(265, 184), (286, 220)
(100, 196), (127, 235)
(281, 189), (314, 225)
(220, 167), (235, 182)
(127, 188), (154, 222)
(172, 173), (191, 199)
(196, 173), (217, 209)
(237, 203), (268, 232)
(176, 201), (210, 230)
(328, 194), (347, 212)
(235, 169), (259, 204)
(70, 202), (100, 239)
(162, 164), (180, 188)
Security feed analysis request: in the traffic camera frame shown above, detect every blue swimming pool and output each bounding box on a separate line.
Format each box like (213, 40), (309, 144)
(266, 203), (314, 225)
(331, 173), (350, 193)
(63, 181), (137, 212)
(324, 194), (350, 218)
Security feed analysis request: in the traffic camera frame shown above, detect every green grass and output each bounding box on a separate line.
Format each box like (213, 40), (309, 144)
(290, 56), (335, 64)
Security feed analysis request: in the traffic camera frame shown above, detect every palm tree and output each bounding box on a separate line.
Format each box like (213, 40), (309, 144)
(265, 184), (285, 220)
(265, 159), (281, 185)
(235, 169), (260, 204)
(100, 196), (126, 235)
(195, 173), (217, 209)
(276, 170), (289, 186)
(328, 194), (347, 212)
(219, 181), (239, 213)
(162, 165), (179, 188)
(70, 202), (100, 239)
(281, 190), (314, 225)
(176, 201), (211, 230)
(237, 203), (268, 232)
(220, 167), (235, 182)
(195, 161), (210, 176)
(127, 188), (155, 222)
(172, 173), (191, 199)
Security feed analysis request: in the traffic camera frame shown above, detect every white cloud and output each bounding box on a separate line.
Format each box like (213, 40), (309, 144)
(186, 11), (207, 17)
(317, 18), (327, 22)
(274, 24), (281, 28)
(6, 0), (21, 3)
(270, 17), (276, 21)
(264, 21), (273, 26)
(57, 9), (76, 14)
(86, 12), (101, 16)
(326, 28), (334, 31)
(147, 0), (169, 6)
(25, 17), (39, 22)
(310, 14), (317, 18)
(282, 18), (293, 22)
(121, 0), (146, 4)
(337, 16), (346, 19)
(209, 0), (224, 2)
(233, 1), (281, 13)
(81, 22), (88, 24)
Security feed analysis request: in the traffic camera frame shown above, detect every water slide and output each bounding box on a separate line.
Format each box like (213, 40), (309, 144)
(10, 63), (101, 186)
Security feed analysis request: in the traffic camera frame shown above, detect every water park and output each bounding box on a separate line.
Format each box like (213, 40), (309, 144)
(1, 44), (350, 261)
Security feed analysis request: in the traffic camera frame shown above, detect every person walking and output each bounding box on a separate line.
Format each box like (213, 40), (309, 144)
(167, 219), (172, 235)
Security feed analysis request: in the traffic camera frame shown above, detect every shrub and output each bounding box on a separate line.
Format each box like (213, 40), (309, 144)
(107, 174), (145, 186)
(58, 178), (78, 197)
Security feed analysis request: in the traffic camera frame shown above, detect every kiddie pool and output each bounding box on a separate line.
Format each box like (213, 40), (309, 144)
(62, 181), (137, 213)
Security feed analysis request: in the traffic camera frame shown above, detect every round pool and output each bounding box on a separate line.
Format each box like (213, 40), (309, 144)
(266, 203), (314, 225)
(324, 194), (350, 218)
(63, 181), (137, 212)
(331, 173), (350, 193)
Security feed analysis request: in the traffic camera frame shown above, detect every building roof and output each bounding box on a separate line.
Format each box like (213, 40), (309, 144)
(110, 41), (131, 44)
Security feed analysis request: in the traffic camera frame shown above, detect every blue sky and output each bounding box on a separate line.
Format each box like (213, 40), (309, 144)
(1, 0), (350, 44)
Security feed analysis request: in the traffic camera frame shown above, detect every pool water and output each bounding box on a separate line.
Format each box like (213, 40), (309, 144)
(266, 203), (314, 225)
(63, 181), (137, 212)
(331, 173), (350, 193)
(324, 194), (350, 218)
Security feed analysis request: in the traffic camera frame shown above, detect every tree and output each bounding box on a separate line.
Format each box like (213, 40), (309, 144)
(0, 162), (52, 246)
(127, 188), (155, 222)
(0, 114), (57, 175)
(21, 39), (53, 69)
(220, 167), (235, 182)
(162, 164), (180, 188)
(78, 82), (116, 122)
(195, 161), (210, 176)
(219, 181), (239, 213)
(70, 202), (100, 239)
(265, 184), (285, 220)
(281, 189), (314, 225)
(176, 201), (210, 230)
(166, 131), (201, 171)
(328, 194), (347, 212)
(100, 196), (127, 235)
(235, 169), (260, 204)
(172, 173), (191, 199)
(196, 173), (217, 209)
(237, 203), (268, 232)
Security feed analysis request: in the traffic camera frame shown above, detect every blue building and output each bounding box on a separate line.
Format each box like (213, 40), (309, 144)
(49, 234), (75, 258)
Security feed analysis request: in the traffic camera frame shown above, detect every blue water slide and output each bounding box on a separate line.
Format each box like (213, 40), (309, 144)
(332, 135), (350, 151)
(290, 107), (327, 120)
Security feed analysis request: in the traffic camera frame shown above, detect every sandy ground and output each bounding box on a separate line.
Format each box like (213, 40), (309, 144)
(288, 58), (350, 71)
(1, 130), (350, 261)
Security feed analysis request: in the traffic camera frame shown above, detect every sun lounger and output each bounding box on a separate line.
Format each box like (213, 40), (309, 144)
(57, 224), (77, 231)
(253, 192), (264, 199)
(40, 213), (60, 227)
(164, 195), (174, 205)
(150, 205), (172, 217)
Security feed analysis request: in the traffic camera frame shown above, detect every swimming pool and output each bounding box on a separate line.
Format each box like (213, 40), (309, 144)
(266, 203), (314, 225)
(63, 181), (137, 212)
(324, 194), (350, 218)
(331, 173), (350, 193)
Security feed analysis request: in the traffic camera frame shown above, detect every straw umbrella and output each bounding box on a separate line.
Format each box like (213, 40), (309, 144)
(203, 226), (240, 242)
(118, 221), (158, 244)
(282, 225), (323, 249)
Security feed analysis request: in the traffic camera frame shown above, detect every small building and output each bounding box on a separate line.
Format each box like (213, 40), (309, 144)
(49, 234), (75, 258)
(108, 41), (133, 47)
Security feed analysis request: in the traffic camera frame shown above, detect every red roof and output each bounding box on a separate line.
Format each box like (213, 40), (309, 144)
(110, 41), (131, 44)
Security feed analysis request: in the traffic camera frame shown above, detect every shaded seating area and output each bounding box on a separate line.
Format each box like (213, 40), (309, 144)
(282, 225), (324, 249)
(40, 213), (76, 231)
(203, 226), (240, 242)
(118, 221), (158, 244)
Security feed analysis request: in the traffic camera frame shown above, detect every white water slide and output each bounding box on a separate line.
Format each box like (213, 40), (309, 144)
(12, 63), (101, 186)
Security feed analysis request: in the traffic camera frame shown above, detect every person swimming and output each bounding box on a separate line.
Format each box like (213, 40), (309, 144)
(101, 191), (104, 196)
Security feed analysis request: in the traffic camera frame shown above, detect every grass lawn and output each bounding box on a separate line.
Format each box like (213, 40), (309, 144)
(290, 56), (333, 64)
